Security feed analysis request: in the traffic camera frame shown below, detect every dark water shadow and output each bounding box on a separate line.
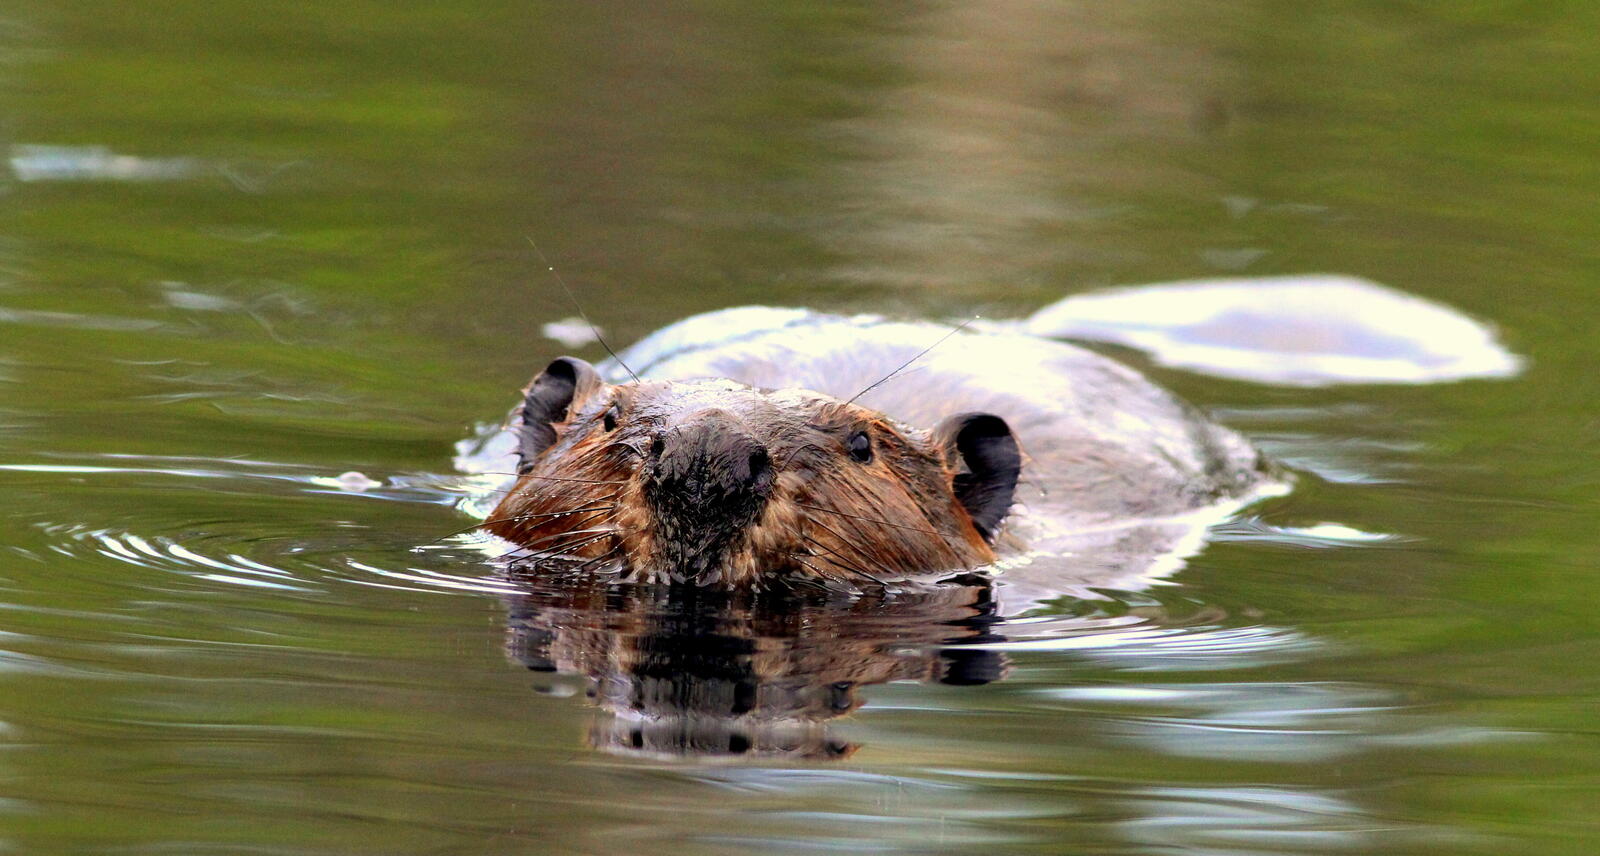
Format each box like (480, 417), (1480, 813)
(501, 571), (1009, 761)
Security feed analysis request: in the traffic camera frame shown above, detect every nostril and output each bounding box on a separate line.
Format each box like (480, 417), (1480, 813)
(747, 448), (771, 483)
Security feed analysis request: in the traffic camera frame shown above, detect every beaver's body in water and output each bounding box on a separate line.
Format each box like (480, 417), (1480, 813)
(464, 281), (1520, 760)
(482, 306), (1279, 588)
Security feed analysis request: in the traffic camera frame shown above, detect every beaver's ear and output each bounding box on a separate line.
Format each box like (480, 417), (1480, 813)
(932, 413), (1021, 541)
(514, 357), (605, 473)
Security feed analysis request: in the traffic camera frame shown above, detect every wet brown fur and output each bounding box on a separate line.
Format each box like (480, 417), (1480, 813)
(483, 378), (997, 587)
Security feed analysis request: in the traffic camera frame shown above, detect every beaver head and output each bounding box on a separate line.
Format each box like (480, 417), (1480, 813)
(483, 357), (1021, 587)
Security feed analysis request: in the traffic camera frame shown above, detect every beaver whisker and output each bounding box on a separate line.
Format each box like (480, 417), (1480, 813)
(568, 544), (624, 574)
(470, 472), (628, 485)
(786, 553), (886, 593)
(478, 494), (619, 520)
(774, 441), (829, 472)
(793, 501), (961, 542)
(526, 530), (618, 558)
(517, 525), (618, 544)
(490, 528), (632, 564)
(504, 516), (627, 553)
(486, 486), (620, 506)
(419, 500), (617, 548)
(800, 521), (906, 581)
(791, 542), (867, 582)
(456, 500), (618, 539)
(525, 236), (642, 383)
(513, 542), (626, 573)
(797, 535), (884, 585)
(470, 489), (622, 522)
(788, 555), (834, 582)
(478, 501), (618, 524)
(844, 318), (972, 406)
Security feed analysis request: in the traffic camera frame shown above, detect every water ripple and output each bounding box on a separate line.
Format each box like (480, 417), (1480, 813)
(977, 623), (1321, 671)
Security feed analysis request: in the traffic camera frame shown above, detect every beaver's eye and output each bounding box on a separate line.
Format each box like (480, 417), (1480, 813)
(602, 403), (620, 432)
(847, 430), (872, 463)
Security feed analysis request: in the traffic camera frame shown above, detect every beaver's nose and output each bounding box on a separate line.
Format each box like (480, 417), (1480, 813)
(643, 410), (774, 579)
(647, 410), (773, 502)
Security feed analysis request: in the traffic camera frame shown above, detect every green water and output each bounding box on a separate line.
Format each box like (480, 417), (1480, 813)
(2, 1), (1597, 853)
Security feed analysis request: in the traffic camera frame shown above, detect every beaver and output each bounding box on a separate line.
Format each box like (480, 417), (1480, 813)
(479, 306), (1279, 589)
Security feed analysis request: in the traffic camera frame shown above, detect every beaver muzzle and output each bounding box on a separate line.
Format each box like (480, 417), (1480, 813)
(642, 410), (774, 579)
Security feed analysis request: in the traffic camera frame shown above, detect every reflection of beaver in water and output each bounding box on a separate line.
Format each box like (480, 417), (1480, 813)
(483, 308), (1278, 587)
(505, 575), (1007, 760)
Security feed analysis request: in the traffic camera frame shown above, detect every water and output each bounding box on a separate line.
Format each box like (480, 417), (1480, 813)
(2, 1), (1597, 853)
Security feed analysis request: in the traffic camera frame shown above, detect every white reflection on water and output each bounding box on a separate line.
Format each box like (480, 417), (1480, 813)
(2, 455), (536, 598)
(1252, 434), (1428, 485)
(1212, 518), (1407, 548)
(0, 305), (169, 332)
(679, 767), (1036, 851)
(980, 623), (1321, 671)
(1043, 681), (1398, 762)
(1119, 786), (1393, 854)
(541, 316), (602, 348)
(1039, 681), (1530, 765)
(29, 519), (526, 599)
(310, 471), (383, 492)
(9, 144), (199, 182)
(1023, 274), (1523, 386)
(40, 523), (314, 593)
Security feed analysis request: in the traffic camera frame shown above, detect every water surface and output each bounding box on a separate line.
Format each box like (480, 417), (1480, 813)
(2, 2), (1597, 854)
